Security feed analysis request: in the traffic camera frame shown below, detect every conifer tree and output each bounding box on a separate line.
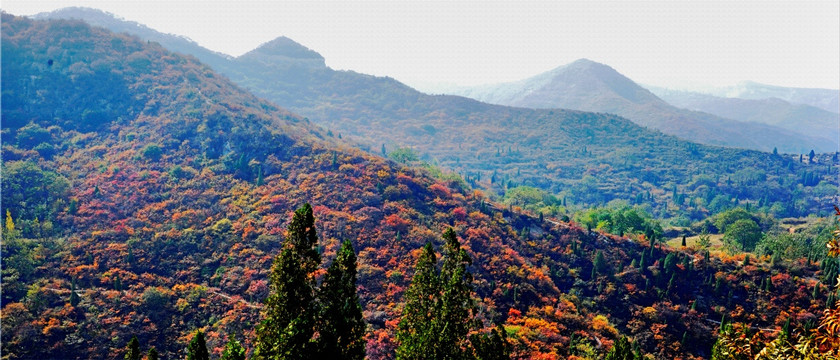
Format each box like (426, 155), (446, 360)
(187, 330), (209, 360)
(221, 336), (246, 360)
(605, 336), (636, 360)
(397, 242), (440, 360)
(472, 324), (511, 360)
(439, 227), (478, 359)
(255, 204), (320, 359)
(147, 348), (158, 360)
(594, 250), (608, 275)
(69, 278), (80, 307)
(316, 239), (366, 360)
(125, 336), (140, 360)
(397, 228), (488, 360)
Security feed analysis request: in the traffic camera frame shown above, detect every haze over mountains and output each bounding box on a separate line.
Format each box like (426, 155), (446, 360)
(442, 59), (838, 153)
(701, 81), (839, 114)
(649, 86), (839, 147)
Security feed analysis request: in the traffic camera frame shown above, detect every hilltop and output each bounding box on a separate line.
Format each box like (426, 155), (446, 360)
(3, 14), (836, 360)
(34, 7), (838, 224)
(444, 59), (835, 153)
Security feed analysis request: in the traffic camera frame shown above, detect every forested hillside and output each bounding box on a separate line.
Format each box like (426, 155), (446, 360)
(1, 14), (838, 360)
(36, 8), (839, 224)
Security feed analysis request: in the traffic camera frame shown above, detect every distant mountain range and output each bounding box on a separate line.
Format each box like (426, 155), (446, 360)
(701, 81), (839, 114)
(442, 59), (837, 153)
(648, 86), (839, 148)
(33, 7), (836, 219)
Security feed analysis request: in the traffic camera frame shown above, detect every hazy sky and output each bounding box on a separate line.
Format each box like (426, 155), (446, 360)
(3, 1), (839, 91)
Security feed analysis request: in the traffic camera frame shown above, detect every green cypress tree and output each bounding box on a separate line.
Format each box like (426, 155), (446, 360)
(187, 330), (209, 360)
(221, 336), (246, 360)
(397, 242), (441, 360)
(69, 278), (80, 307)
(255, 204), (321, 359)
(605, 336), (635, 360)
(316, 240), (366, 360)
(471, 324), (511, 360)
(397, 228), (484, 360)
(147, 348), (159, 360)
(594, 250), (608, 275)
(124, 336), (140, 360)
(439, 228), (478, 359)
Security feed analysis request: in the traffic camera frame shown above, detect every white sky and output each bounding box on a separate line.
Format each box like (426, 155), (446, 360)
(2, 0), (839, 90)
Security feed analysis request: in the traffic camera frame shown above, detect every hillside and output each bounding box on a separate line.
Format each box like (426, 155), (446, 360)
(3, 14), (837, 360)
(444, 59), (835, 153)
(649, 86), (839, 148)
(34, 8), (838, 224)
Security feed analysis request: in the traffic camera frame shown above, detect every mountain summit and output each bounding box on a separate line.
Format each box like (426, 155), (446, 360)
(239, 36), (326, 67)
(448, 59), (835, 153)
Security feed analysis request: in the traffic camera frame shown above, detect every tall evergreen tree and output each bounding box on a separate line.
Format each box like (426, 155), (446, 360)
(187, 330), (209, 360)
(316, 239), (366, 359)
(255, 204), (320, 359)
(147, 348), (159, 360)
(439, 228), (478, 359)
(124, 336), (140, 360)
(397, 242), (440, 360)
(605, 336), (637, 360)
(472, 324), (511, 360)
(397, 228), (488, 360)
(221, 336), (246, 360)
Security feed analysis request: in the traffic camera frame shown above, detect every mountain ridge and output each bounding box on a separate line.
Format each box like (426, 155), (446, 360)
(444, 59), (836, 153)
(33, 7), (837, 222)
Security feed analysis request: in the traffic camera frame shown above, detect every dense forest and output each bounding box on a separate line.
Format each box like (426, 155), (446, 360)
(1, 14), (839, 360)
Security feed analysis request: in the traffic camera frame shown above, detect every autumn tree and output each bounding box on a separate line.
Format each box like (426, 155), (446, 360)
(255, 203), (320, 359)
(316, 239), (366, 359)
(187, 330), (209, 360)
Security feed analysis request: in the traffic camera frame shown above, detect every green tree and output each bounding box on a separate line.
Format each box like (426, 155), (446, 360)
(605, 336), (638, 360)
(397, 228), (481, 360)
(471, 324), (511, 360)
(389, 147), (419, 164)
(316, 240), (366, 359)
(396, 242), (440, 360)
(147, 348), (159, 360)
(255, 204), (320, 359)
(187, 330), (209, 360)
(438, 228), (478, 359)
(724, 219), (762, 252)
(69, 279), (80, 307)
(124, 336), (140, 360)
(221, 337), (246, 360)
(593, 250), (609, 275)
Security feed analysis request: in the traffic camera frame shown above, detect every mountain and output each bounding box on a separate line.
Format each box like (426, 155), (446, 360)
(35, 7), (837, 223)
(444, 59), (835, 153)
(706, 81), (839, 114)
(649, 86), (839, 148)
(2, 13), (837, 360)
